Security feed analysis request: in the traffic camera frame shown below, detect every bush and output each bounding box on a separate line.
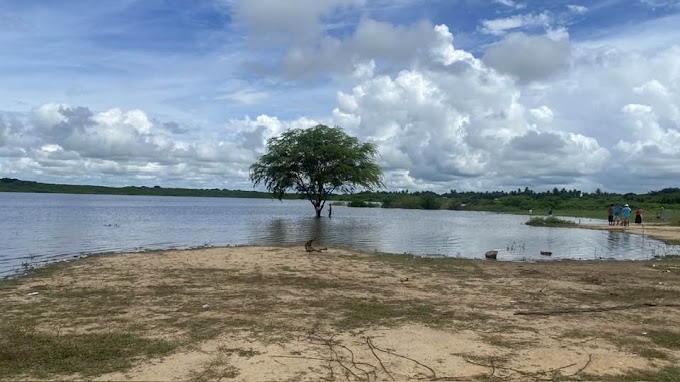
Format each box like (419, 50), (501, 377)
(525, 217), (577, 227)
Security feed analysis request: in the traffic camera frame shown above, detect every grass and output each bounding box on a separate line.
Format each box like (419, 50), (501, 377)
(364, 252), (485, 277)
(579, 366), (680, 382)
(0, 325), (177, 379)
(525, 217), (578, 227)
(648, 330), (680, 349)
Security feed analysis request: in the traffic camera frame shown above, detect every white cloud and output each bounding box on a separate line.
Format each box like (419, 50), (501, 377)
(494, 0), (527, 10)
(566, 4), (588, 14)
(529, 106), (555, 122)
(329, 25), (607, 190)
(214, 88), (270, 104)
(479, 12), (552, 36)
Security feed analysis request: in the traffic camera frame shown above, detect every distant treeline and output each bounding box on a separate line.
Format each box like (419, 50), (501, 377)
(0, 178), (292, 199)
(2, 178), (679, 221)
(345, 187), (680, 221)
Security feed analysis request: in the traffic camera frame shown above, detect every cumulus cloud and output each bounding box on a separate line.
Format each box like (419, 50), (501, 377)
(0, 105), (318, 188)
(483, 32), (571, 82)
(330, 25), (608, 190)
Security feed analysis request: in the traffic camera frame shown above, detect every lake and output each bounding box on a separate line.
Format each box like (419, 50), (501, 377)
(1, 192), (677, 276)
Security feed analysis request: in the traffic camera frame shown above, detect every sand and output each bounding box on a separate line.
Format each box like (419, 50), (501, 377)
(578, 222), (680, 244)
(4, 244), (679, 381)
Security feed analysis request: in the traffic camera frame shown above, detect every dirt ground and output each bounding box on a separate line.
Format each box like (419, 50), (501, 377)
(2, 245), (680, 381)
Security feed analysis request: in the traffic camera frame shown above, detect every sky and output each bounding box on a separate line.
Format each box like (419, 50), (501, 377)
(1, 0), (679, 193)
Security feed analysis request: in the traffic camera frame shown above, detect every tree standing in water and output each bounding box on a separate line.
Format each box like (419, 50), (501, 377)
(250, 125), (383, 218)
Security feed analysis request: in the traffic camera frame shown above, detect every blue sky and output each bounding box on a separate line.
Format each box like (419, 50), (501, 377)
(1, 0), (680, 193)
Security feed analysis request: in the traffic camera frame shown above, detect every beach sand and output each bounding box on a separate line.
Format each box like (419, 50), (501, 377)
(3, 244), (679, 381)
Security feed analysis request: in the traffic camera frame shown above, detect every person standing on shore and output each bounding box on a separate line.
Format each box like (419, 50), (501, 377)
(622, 204), (632, 226)
(608, 204), (615, 225)
(614, 204), (622, 225)
(635, 207), (643, 224)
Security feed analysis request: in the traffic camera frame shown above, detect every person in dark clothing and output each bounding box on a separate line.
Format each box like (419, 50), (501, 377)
(608, 204), (615, 225)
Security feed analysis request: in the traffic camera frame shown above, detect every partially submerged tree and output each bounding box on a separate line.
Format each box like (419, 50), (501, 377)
(250, 124), (383, 217)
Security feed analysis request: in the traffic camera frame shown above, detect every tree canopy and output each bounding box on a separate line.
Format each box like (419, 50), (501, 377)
(250, 125), (383, 217)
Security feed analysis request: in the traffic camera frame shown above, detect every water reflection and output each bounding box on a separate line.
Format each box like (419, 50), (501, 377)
(256, 216), (382, 250)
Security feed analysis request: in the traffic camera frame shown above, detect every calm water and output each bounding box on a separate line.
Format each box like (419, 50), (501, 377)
(1, 192), (677, 276)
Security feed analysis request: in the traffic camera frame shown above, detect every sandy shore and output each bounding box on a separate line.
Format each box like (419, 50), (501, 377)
(578, 222), (680, 244)
(2, 245), (679, 381)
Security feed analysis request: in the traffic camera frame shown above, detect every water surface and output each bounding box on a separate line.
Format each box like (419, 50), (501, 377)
(1, 193), (676, 276)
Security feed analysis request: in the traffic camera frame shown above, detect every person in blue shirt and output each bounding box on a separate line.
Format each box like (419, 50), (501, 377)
(622, 204), (632, 226)
(613, 204), (622, 225)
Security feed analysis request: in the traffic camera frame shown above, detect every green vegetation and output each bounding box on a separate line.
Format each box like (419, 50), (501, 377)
(250, 124), (383, 217)
(0, 325), (176, 378)
(525, 217), (577, 227)
(648, 330), (680, 350)
(349, 187), (680, 222)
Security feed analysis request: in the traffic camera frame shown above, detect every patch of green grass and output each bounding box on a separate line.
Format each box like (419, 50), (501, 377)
(579, 366), (680, 382)
(146, 284), (190, 297)
(175, 317), (224, 341)
(366, 253), (484, 277)
(480, 334), (536, 349)
(648, 330), (680, 349)
(332, 297), (485, 329)
(0, 325), (177, 380)
(631, 346), (668, 360)
(525, 217), (577, 227)
(598, 331), (671, 361)
(218, 347), (261, 358)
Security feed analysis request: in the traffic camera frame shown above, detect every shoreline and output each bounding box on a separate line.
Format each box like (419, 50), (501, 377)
(577, 222), (680, 245)
(2, 245), (679, 381)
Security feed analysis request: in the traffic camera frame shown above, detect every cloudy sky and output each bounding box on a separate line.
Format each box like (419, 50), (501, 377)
(1, 0), (679, 193)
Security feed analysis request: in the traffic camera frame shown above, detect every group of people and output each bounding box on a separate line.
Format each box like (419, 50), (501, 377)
(607, 204), (643, 226)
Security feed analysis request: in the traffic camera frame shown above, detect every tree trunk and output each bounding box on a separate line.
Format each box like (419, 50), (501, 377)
(314, 203), (322, 218)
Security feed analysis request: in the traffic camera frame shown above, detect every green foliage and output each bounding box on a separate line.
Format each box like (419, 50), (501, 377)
(525, 217), (577, 227)
(250, 125), (383, 217)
